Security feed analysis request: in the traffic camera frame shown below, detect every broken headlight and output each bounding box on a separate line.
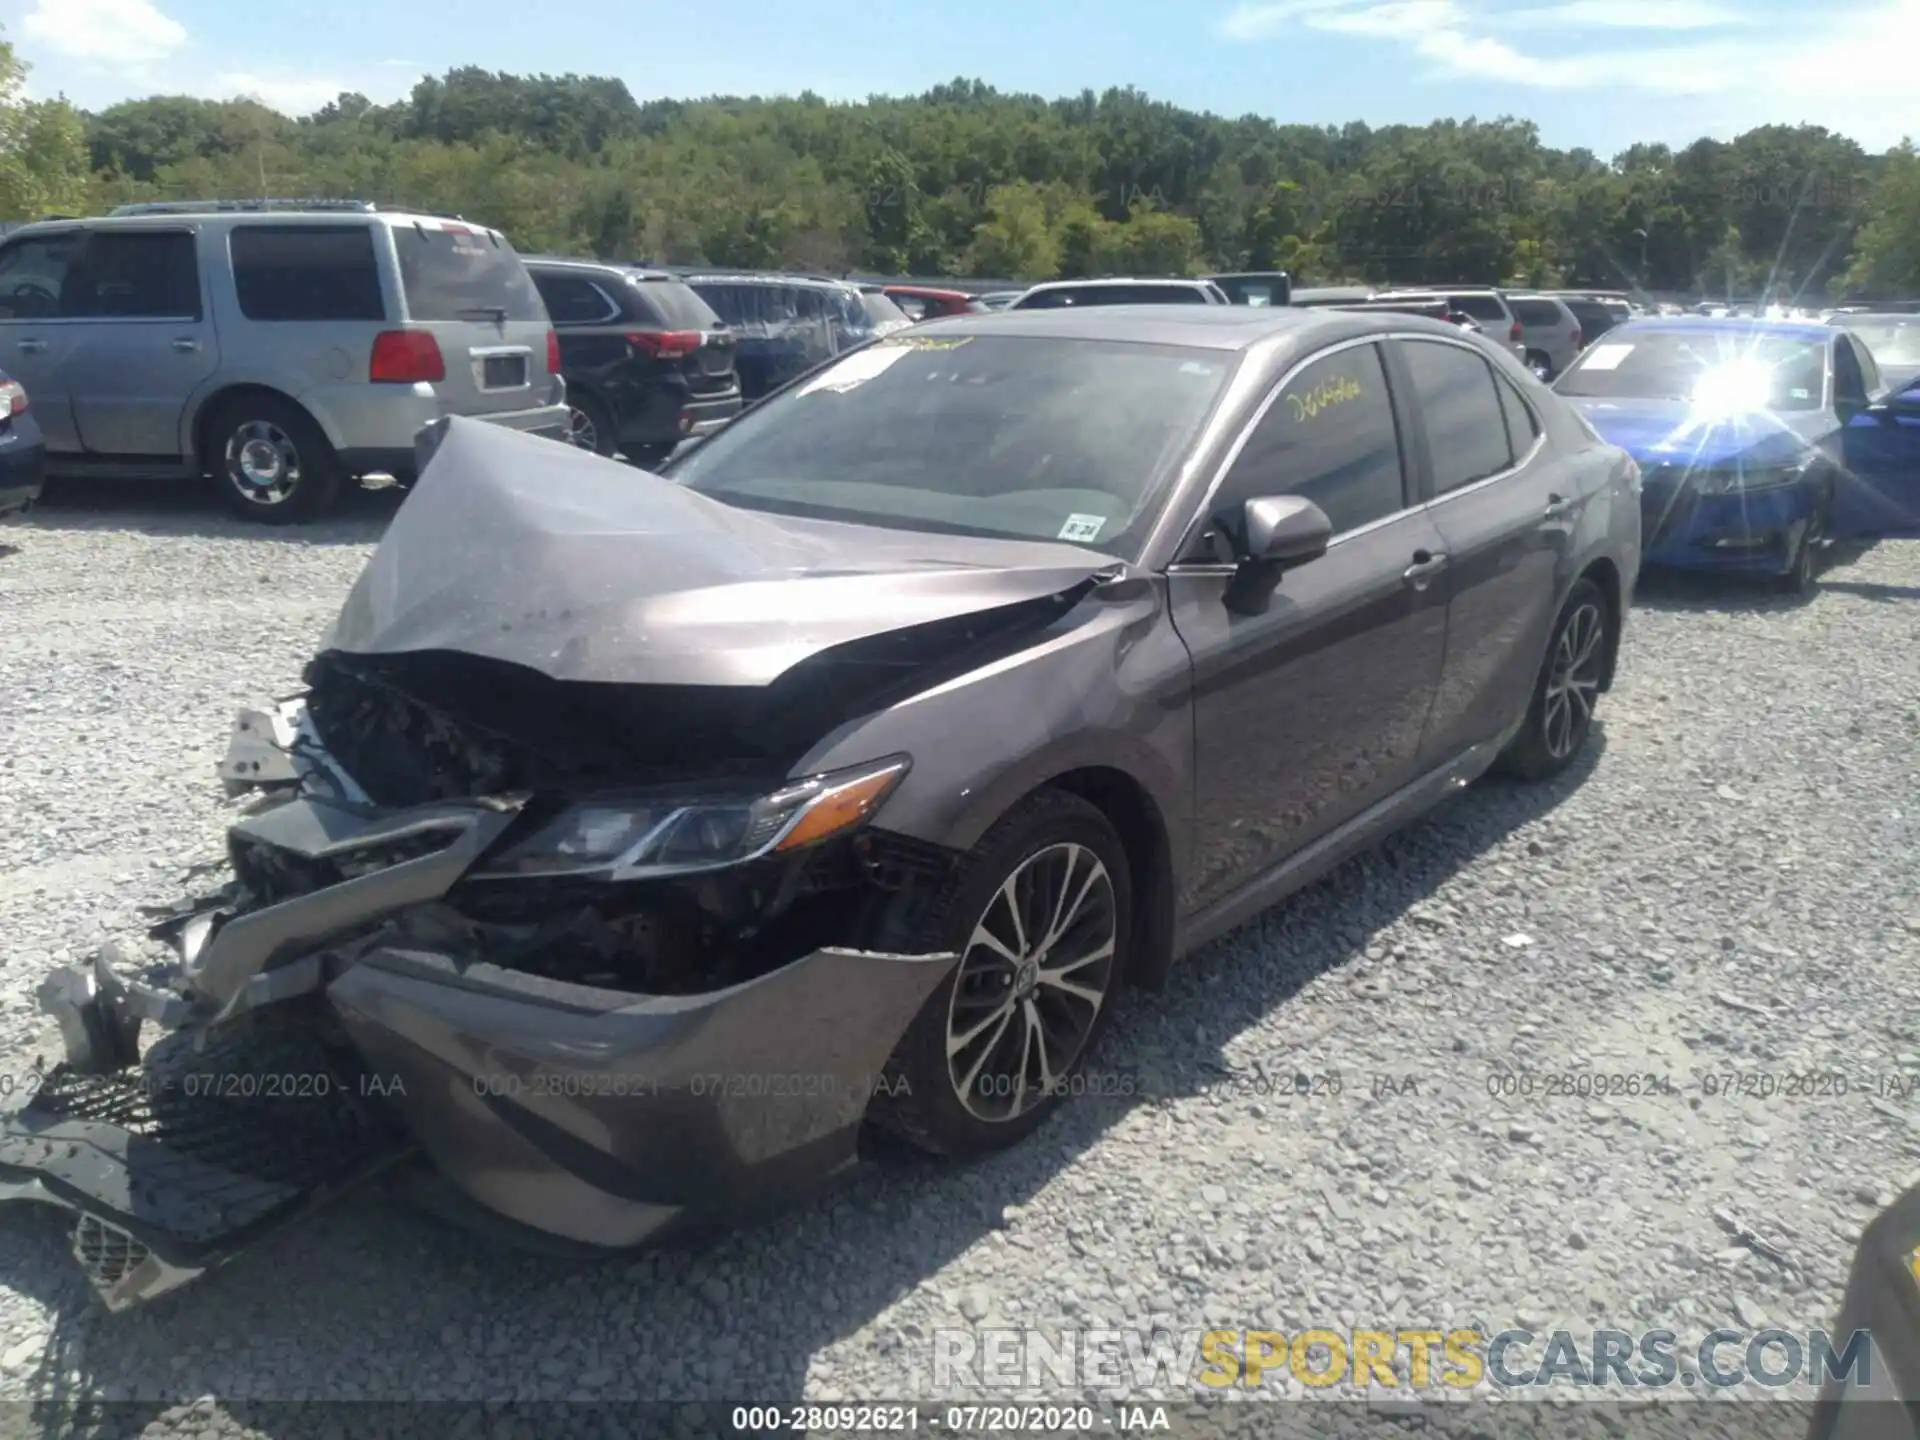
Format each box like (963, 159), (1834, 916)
(473, 756), (910, 880)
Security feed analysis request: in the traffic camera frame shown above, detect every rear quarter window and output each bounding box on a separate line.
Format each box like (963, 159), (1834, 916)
(1512, 300), (1563, 327)
(391, 223), (543, 323)
(230, 225), (385, 322)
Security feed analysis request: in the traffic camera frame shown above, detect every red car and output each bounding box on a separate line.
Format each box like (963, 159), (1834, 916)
(882, 285), (988, 321)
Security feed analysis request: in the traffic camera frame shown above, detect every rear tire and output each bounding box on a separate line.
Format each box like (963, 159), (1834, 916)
(206, 396), (344, 524)
(565, 393), (617, 458)
(1493, 578), (1611, 783)
(867, 790), (1132, 1158)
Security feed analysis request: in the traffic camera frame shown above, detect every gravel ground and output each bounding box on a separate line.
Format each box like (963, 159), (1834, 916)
(0, 481), (1917, 1437)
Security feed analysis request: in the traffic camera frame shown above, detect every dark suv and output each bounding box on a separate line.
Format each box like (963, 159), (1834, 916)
(526, 259), (741, 466)
(679, 273), (884, 401)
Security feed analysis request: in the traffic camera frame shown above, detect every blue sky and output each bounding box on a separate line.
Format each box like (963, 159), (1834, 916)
(9, 0), (1917, 159)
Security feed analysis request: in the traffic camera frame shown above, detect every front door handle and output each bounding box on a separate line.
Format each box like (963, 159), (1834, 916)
(1543, 493), (1576, 521)
(1402, 550), (1448, 590)
(172, 337), (199, 353)
(16, 338), (46, 354)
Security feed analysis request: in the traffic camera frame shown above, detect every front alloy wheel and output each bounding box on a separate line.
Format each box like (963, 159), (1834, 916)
(868, 789), (1132, 1157)
(945, 842), (1117, 1124)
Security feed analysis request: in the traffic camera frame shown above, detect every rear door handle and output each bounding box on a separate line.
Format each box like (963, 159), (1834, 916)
(1543, 493), (1576, 521)
(172, 337), (199, 353)
(1402, 550), (1448, 590)
(16, 338), (46, 354)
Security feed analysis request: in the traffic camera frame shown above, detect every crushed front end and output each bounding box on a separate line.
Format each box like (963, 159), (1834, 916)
(2, 650), (967, 1310)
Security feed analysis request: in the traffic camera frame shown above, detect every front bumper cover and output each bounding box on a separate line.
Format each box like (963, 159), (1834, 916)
(0, 703), (958, 1308)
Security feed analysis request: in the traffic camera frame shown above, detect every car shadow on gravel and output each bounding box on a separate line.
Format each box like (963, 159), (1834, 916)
(3, 736), (1606, 1430)
(22, 476), (404, 547)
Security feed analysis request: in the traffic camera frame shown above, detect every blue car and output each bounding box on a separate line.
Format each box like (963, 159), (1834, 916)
(0, 367), (45, 519)
(1554, 317), (1920, 591)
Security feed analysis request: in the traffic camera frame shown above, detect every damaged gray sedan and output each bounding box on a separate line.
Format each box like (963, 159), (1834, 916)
(0, 306), (1639, 1308)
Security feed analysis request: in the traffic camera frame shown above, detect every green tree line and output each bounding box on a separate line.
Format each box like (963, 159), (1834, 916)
(7, 41), (1920, 298)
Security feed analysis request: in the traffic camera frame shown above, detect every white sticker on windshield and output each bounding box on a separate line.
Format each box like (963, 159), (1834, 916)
(1581, 343), (1635, 371)
(796, 345), (911, 395)
(1058, 514), (1106, 543)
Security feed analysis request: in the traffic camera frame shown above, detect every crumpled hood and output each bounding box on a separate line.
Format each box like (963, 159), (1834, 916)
(321, 417), (1119, 687)
(1566, 396), (1828, 468)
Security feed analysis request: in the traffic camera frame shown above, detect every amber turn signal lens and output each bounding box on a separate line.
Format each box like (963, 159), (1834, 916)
(772, 764), (907, 852)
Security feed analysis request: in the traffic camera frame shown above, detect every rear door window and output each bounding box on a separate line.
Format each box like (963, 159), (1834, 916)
(1401, 338), (1514, 493)
(230, 225), (384, 322)
(65, 230), (201, 319)
(1494, 371), (1541, 458)
(392, 223), (543, 322)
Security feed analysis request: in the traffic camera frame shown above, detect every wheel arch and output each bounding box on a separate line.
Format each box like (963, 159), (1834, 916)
(190, 385), (328, 472)
(1576, 555), (1623, 691)
(1031, 766), (1179, 995)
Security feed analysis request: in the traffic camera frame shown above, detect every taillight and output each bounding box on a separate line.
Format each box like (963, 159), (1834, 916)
(628, 330), (702, 360)
(1509, 319), (1524, 342)
(1571, 327), (1583, 348)
(369, 330), (445, 384)
(0, 380), (26, 415)
(546, 330), (561, 375)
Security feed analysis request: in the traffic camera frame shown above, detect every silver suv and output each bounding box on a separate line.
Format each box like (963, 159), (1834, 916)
(0, 200), (568, 522)
(1504, 294), (1585, 379)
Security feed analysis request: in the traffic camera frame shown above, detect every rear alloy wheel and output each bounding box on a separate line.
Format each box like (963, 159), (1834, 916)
(209, 397), (343, 523)
(1526, 351), (1554, 381)
(566, 394), (617, 458)
(1494, 577), (1611, 782)
(869, 790), (1131, 1156)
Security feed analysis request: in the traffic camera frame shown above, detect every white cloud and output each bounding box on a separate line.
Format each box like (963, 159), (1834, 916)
(1498, 0), (1745, 27)
(214, 69), (420, 117)
(1214, 0), (1359, 40)
(1214, 0), (1920, 145)
(21, 0), (186, 67)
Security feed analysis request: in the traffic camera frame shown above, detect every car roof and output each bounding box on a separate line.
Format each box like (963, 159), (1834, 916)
(904, 303), (1462, 351)
(1021, 277), (1213, 290)
(1829, 311), (1918, 322)
(1605, 316), (1835, 343)
(680, 272), (855, 291)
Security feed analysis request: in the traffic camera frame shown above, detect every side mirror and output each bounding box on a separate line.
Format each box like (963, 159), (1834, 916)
(1244, 494), (1333, 565)
(1223, 495), (1333, 616)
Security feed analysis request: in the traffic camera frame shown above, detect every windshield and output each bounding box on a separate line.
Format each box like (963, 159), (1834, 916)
(1555, 329), (1827, 412)
(1841, 319), (1920, 367)
(1018, 285), (1206, 308)
(667, 334), (1233, 555)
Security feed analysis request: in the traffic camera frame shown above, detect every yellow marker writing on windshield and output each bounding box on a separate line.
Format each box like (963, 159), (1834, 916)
(1288, 374), (1363, 422)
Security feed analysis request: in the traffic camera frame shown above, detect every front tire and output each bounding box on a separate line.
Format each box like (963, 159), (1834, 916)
(1776, 509), (1824, 594)
(868, 790), (1132, 1157)
(207, 397), (344, 524)
(1494, 577), (1611, 782)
